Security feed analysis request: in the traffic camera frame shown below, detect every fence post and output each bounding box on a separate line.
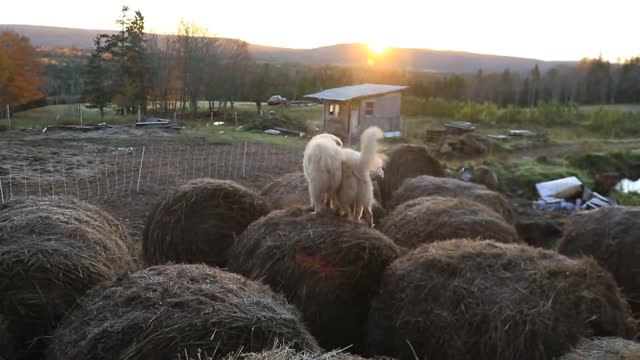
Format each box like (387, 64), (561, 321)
(6, 104), (10, 130)
(80, 105), (83, 126)
(137, 146), (146, 192)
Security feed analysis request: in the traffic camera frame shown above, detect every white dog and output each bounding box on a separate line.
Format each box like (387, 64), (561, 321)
(336, 127), (384, 227)
(302, 133), (343, 214)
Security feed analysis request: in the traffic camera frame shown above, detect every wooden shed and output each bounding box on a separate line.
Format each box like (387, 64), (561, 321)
(305, 83), (408, 144)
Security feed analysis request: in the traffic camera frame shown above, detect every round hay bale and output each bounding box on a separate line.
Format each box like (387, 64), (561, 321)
(387, 175), (515, 224)
(143, 178), (270, 268)
(472, 165), (499, 191)
(215, 345), (372, 360)
(380, 145), (444, 206)
(367, 239), (637, 360)
(227, 208), (402, 352)
(0, 196), (136, 359)
(559, 337), (640, 360)
(260, 172), (309, 209)
(47, 264), (320, 360)
(0, 314), (14, 360)
(380, 196), (521, 249)
(558, 206), (640, 314)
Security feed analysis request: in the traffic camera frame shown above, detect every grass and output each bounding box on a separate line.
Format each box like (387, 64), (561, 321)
(579, 104), (640, 113)
(2, 105), (137, 129)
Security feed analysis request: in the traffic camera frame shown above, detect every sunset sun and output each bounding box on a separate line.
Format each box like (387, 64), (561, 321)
(368, 42), (390, 54)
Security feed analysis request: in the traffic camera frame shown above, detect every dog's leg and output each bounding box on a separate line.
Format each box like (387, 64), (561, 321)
(309, 183), (327, 214)
(364, 206), (374, 228)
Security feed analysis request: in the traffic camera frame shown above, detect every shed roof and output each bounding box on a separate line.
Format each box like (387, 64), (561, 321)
(304, 83), (408, 102)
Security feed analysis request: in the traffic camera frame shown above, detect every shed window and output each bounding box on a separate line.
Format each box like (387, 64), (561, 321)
(365, 102), (374, 116)
(329, 104), (340, 115)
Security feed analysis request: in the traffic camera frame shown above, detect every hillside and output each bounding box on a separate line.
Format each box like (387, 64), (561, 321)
(2, 24), (576, 74)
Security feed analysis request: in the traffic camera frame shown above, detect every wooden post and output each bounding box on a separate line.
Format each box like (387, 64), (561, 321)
(234, 111), (238, 127)
(136, 146), (145, 192)
(6, 104), (10, 129)
(242, 142), (248, 177)
(79, 105), (83, 126)
(174, 110), (177, 122)
(137, 107), (141, 122)
(210, 111), (214, 123)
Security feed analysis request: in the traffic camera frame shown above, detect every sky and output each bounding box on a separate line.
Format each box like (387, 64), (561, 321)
(1, 0), (638, 61)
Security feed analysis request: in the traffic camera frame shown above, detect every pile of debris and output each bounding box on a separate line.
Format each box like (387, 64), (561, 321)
(532, 176), (616, 213)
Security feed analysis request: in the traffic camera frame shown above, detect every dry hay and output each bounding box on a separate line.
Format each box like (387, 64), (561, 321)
(0, 196), (136, 359)
(260, 173), (309, 209)
(559, 337), (640, 360)
(227, 208), (402, 352)
(558, 206), (640, 315)
(379, 196), (520, 249)
(516, 216), (565, 248)
(48, 264), (320, 360)
(472, 165), (499, 191)
(181, 343), (375, 360)
(380, 145), (444, 206)
(387, 175), (515, 224)
(367, 239), (637, 360)
(0, 314), (14, 360)
(143, 178), (270, 268)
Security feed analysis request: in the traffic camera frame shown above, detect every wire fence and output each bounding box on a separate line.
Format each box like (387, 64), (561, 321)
(0, 142), (303, 204)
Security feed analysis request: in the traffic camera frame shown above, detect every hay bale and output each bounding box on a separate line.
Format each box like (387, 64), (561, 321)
(143, 178), (270, 267)
(380, 145), (444, 206)
(48, 264), (320, 360)
(185, 344), (373, 360)
(367, 239), (637, 360)
(558, 206), (640, 314)
(472, 165), (499, 191)
(559, 337), (640, 360)
(516, 216), (565, 248)
(387, 175), (515, 224)
(260, 173), (309, 209)
(0, 196), (136, 359)
(0, 314), (14, 360)
(227, 208), (402, 352)
(380, 196), (520, 249)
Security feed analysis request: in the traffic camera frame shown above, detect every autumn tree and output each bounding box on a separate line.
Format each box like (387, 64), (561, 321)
(0, 31), (45, 111)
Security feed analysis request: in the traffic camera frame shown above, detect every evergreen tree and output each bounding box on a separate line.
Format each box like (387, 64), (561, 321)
(84, 36), (112, 117)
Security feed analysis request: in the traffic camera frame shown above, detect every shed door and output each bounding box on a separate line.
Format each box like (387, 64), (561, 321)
(350, 108), (359, 135)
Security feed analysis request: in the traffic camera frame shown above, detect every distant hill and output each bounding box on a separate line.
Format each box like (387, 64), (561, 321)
(2, 24), (577, 74)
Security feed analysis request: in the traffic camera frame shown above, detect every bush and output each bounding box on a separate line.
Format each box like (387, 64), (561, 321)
(589, 109), (640, 138)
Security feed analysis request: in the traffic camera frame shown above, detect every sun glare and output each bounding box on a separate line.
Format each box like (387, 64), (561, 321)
(368, 43), (390, 54)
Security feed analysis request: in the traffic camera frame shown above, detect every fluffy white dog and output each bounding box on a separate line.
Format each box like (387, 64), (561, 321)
(336, 127), (384, 227)
(302, 133), (343, 213)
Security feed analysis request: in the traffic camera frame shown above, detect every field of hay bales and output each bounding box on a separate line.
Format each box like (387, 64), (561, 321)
(1, 127), (639, 360)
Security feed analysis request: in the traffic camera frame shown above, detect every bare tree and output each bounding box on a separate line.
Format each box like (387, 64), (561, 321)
(175, 21), (215, 118)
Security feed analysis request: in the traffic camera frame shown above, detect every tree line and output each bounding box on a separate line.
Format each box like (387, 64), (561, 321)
(1, 6), (639, 119)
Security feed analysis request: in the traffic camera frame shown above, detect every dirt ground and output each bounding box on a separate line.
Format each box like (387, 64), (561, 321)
(0, 126), (302, 242)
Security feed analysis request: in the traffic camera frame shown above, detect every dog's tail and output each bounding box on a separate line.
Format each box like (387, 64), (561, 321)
(359, 126), (384, 172)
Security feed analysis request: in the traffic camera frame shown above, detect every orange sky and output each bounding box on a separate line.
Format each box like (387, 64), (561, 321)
(2, 0), (638, 61)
